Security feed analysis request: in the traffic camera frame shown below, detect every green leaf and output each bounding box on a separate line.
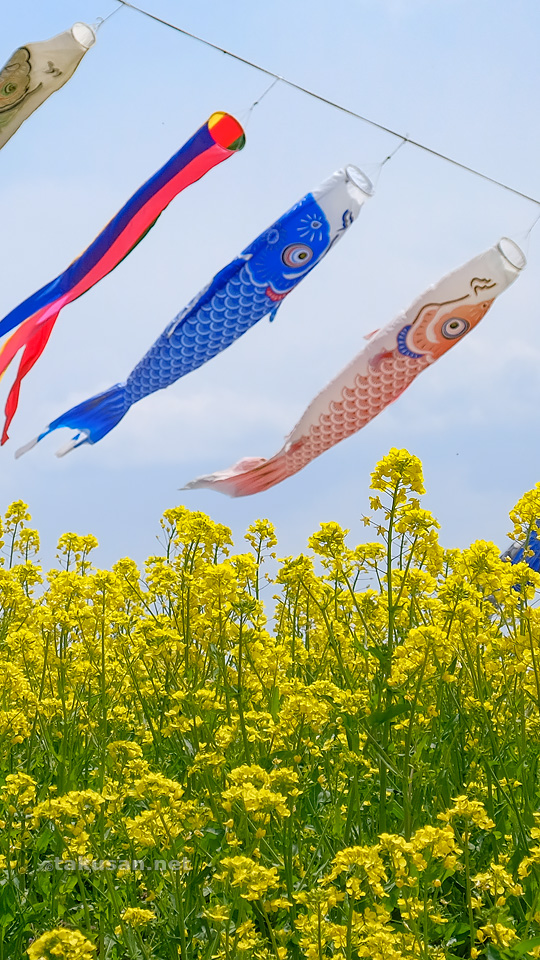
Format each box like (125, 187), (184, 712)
(269, 686), (281, 721)
(332, 804), (343, 838)
(511, 937), (540, 956)
(366, 646), (389, 666)
(368, 700), (409, 725)
(342, 714), (360, 751)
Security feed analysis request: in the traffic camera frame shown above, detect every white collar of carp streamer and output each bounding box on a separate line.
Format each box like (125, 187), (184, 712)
(344, 164), (375, 198)
(497, 237), (526, 272)
(311, 165), (374, 239)
(70, 23), (97, 49)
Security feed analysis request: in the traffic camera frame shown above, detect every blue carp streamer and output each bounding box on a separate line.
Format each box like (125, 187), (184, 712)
(18, 166), (373, 458)
(502, 529), (540, 574)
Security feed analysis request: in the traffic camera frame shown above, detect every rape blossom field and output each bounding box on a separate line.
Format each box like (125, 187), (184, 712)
(2, 449), (540, 959)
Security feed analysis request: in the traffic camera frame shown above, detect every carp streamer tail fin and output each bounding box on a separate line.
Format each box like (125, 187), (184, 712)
(0, 311), (59, 444)
(15, 383), (128, 458)
(182, 456), (279, 498)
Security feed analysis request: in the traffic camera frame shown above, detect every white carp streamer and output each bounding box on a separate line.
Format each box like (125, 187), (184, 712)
(184, 238), (525, 497)
(0, 23), (95, 151)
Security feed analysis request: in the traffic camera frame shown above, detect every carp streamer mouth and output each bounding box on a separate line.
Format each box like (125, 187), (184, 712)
(497, 237), (526, 272)
(345, 164), (374, 198)
(208, 111), (246, 151)
(71, 23), (96, 48)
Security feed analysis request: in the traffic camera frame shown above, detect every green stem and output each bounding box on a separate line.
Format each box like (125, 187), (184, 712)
(345, 893), (354, 960)
(379, 479), (400, 833)
(236, 618), (251, 763)
(462, 824), (476, 951)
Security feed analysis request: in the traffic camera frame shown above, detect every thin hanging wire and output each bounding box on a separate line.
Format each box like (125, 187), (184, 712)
(112, 0), (540, 208)
(239, 76), (281, 127)
(94, 3), (124, 30)
(524, 211), (540, 241)
(362, 137), (409, 188)
(513, 210), (540, 257)
(381, 137), (408, 167)
(249, 75), (281, 112)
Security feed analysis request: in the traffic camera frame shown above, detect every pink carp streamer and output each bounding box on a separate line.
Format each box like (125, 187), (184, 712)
(184, 238), (525, 497)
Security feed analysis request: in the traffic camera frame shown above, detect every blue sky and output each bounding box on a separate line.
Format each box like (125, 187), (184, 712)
(1, 0), (539, 567)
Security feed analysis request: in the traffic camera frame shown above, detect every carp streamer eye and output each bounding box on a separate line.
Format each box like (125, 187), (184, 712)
(441, 317), (470, 339)
(281, 243), (313, 268)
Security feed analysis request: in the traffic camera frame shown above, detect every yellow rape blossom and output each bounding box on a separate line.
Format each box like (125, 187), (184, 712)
(370, 448), (425, 496)
(438, 797), (495, 831)
(214, 856), (279, 900)
(118, 907), (156, 929)
(27, 929), (95, 960)
(326, 845), (388, 898)
(0, 455), (538, 959)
